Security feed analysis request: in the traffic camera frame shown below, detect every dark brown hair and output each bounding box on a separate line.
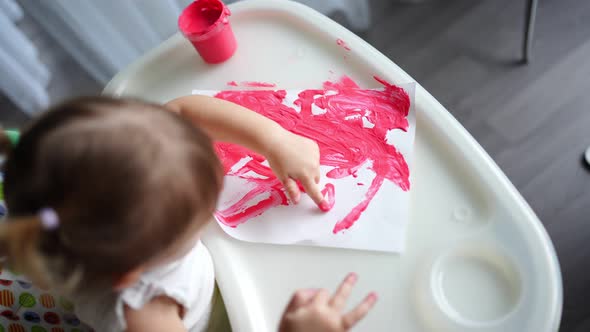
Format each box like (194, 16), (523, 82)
(0, 96), (223, 291)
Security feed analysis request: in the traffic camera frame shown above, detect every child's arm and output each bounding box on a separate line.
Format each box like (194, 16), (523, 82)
(166, 95), (325, 207)
(125, 296), (187, 332)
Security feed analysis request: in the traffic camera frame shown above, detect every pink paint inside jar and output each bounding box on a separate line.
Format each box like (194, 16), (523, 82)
(178, 0), (237, 64)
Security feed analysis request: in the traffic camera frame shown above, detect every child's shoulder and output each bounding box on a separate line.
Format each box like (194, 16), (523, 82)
(120, 241), (215, 330)
(124, 295), (185, 332)
(142, 240), (214, 284)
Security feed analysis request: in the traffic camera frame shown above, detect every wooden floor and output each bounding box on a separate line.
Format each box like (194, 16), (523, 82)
(1, 0), (589, 330)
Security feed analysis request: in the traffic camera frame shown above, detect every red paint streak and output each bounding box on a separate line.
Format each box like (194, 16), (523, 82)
(215, 76), (411, 232)
(336, 38), (351, 51)
(333, 176), (384, 233)
(323, 75), (359, 90)
(226, 81), (276, 88)
(216, 183), (287, 227)
(319, 183), (335, 212)
(241, 81), (277, 88)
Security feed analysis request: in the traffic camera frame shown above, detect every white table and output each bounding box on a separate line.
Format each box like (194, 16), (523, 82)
(104, 1), (562, 331)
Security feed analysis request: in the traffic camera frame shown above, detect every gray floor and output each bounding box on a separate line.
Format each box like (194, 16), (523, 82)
(365, 1), (590, 331)
(1, 0), (589, 331)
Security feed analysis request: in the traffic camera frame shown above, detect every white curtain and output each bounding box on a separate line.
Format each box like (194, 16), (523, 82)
(16, 0), (369, 85)
(2, 0), (369, 113)
(0, 0), (49, 114)
(18, 0), (187, 85)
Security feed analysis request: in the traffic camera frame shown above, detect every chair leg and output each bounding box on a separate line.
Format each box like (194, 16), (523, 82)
(523, 0), (538, 63)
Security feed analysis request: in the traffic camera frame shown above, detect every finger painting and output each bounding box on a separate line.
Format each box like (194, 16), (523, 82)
(194, 76), (416, 252)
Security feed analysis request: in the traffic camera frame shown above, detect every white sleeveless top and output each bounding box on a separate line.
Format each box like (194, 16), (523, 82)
(73, 240), (215, 332)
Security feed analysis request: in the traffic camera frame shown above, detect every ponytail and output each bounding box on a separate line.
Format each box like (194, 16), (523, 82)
(1, 128), (82, 293)
(0, 216), (51, 288)
(0, 131), (47, 284)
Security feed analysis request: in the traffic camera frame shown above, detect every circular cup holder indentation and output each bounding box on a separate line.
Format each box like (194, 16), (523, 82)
(431, 246), (522, 327)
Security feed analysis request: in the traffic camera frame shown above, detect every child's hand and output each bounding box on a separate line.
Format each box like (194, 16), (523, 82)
(279, 273), (377, 332)
(167, 96), (326, 208)
(167, 95), (326, 208)
(266, 131), (325, 207)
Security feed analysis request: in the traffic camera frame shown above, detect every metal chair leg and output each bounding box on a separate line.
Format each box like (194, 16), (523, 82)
(523, 0), (538, 63)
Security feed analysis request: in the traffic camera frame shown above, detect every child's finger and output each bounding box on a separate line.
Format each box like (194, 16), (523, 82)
(342, 292), (378, 329)
(329, 273), (357, 310)
(300, 176), (324, 207)
(283, 178), (301, 204)
(284, 289), (318, 313)
(312, 289), (330, 305)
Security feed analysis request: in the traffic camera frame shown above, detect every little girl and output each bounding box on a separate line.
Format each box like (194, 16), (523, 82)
(0, 94), (331, 331)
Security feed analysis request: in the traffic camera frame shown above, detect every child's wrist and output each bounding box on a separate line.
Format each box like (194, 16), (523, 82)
(260, 123), (287, 157)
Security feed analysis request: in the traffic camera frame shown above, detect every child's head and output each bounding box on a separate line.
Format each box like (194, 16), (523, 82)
(0, 96), (223, 291)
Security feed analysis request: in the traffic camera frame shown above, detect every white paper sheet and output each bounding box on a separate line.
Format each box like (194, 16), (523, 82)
(193, 79), (415, 253)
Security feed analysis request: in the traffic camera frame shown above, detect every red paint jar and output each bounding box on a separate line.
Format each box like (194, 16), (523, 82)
(178, 0), (237, 64)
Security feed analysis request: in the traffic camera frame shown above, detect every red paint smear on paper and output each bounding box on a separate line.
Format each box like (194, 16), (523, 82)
(242, 81), (277, 87)
(319, 184), (336, 212)
(336, 38), (351, 51)
(226, 81), (277, 88)
(214, 76), (411, 233)
(333, 176), (384, 233)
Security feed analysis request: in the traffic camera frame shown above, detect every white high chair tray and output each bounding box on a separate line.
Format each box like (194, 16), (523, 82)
(104, 1), (562, 331)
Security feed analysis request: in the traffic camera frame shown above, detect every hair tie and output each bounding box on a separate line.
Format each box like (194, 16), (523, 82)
(39, 208), (59, 231)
